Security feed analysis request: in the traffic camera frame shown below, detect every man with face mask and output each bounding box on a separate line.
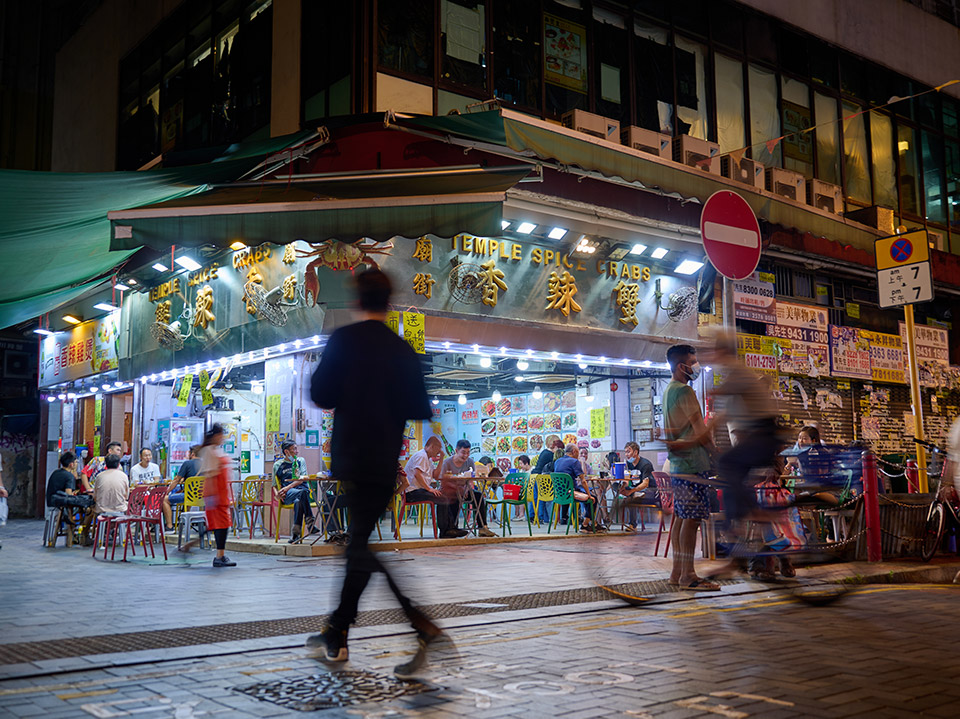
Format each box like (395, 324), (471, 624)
(663, 344), (719, 591)
(274, 440), (320, 543)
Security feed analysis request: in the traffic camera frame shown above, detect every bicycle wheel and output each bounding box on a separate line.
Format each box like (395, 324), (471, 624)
(920, 502), (945, 562)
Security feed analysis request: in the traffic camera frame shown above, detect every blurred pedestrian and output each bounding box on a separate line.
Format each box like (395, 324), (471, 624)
(181, 424), (235, 567)
(308, 269), (448, 678)
(663, 344), (719, 591)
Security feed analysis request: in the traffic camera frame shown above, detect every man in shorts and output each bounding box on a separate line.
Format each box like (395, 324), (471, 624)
(663, 344), (720, 591)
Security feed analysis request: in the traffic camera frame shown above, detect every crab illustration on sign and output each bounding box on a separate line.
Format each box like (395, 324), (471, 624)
(297, 239), (394, 306)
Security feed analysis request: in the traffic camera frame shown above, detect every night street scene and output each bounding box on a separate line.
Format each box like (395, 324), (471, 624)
(2, 1), (960, 717)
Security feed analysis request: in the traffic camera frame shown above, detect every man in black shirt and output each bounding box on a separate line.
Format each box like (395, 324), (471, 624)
(46, 452), (93, 546)
(307, 269), (447, 678)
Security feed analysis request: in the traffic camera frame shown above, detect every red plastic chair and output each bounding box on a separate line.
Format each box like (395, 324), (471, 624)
(652, 472), (675, 557)
(138, 486), (169, 559)
(127, 485), (149, 517)
(394, 494), (438, 540)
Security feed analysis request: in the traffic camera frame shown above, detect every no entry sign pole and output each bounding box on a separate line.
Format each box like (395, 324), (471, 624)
(699, 191), (762, 332)
(876, 227), (932, 493)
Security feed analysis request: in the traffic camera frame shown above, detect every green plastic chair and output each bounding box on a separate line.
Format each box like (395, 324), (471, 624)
(491, 472), (534, 536)
(549, 473), (594, 535)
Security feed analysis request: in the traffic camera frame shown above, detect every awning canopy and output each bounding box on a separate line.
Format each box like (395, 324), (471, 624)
(107, 166), (531, 251)
(391, 109), (884, 254)
(0, 129), (321, 330)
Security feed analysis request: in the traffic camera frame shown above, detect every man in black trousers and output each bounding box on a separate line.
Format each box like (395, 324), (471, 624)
(307, 268), (447, 678)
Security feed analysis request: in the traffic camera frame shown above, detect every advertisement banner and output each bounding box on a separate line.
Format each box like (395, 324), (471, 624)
(39, 313), (120, 387)
(829, 326), (872, 380)
(861, 330), (906, 384)
(733, 275), (776, 323)
(773, 337), (829, 377)
(775, 301), (829, 332)
(899, 322), (950, 387)
(737, 334), (778, 376)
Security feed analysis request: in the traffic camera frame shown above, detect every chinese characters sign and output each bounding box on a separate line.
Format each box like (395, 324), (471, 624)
(733, 275), (776, 324)
(39, 314), (120, 387)
(829, 326), (872, 380)
(899, 322), (950, 387)
(402, 311), (426, 355)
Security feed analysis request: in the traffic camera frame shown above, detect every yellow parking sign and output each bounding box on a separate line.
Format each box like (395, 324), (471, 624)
(875, 230), (929, 271)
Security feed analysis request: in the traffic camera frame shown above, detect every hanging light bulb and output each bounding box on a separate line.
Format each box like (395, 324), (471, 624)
(516, 359), (529, 371)
(432, 396), (439, 405)
(532, 385), (543, 399)
(458, 393), (467, 405)
(479, 356), (492, 368)
(492, 389), (501, 402)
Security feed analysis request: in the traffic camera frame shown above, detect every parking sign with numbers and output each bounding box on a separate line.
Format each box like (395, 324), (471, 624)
(875, 230), (933, 308)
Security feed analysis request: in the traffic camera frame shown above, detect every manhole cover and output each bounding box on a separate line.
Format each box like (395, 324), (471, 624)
(234, 669), (436, 711)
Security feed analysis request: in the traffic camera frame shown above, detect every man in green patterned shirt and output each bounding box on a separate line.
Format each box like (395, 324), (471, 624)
(274, 440), (319, 543)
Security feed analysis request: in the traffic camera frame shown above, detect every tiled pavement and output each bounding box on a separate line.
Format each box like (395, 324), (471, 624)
(3, 518), (960, 717)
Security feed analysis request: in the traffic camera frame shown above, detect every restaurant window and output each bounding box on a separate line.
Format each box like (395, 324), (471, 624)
(870, 112), (897, 208)
(714, 54), (744, 153)
(842, 102), (871, 204)
(491, 0), (540, 110)
(898, 125), (922, 217)
(814, 92), (840, 185)
(378, 0), (434, 79)
(808, 38), (837, 89)
(922, 130), (947, 224)
(593, 7), (629, 126)
(440, 0), (486, 90)
(781, 77), (812, 177)
(944, 98), (959, 137)
(543, 0), (588, 118)
(748, 64), (780, 166)
(633, 19), (672, 134)
(946, 140), (960, 234)
(302, 0), (353, 121)
(707, 1), (741, 51)
(116, 0), (273, 169)
(675, 37), (710, 140)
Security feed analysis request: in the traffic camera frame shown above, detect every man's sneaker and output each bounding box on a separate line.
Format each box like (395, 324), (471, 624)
(305, 626), (348, 663)
(454, 528), (469, 538)
(306, 520), (322, 535)
(212, 555), (236, 567)
(394, 627), (447, 679)
(477, 526), (497, 538)
(288, 530), (302, 544)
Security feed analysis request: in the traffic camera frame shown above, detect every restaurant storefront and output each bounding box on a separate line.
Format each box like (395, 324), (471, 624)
(114, 224), (700, 481)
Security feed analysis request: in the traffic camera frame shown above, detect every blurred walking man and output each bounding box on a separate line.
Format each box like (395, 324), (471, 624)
(308, 269), (448, 677)
(663, 344), (720, 591)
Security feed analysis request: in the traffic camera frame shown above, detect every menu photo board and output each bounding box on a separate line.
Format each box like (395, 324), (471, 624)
(829, 326), (872, 380)
(733, 275), (776, 323)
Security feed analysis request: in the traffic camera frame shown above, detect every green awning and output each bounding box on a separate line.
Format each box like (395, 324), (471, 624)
(0, 130), (319, 330)
(107, 166), (530, 251)
(0, 278), (105, 333)
(394, 109), (883, 253)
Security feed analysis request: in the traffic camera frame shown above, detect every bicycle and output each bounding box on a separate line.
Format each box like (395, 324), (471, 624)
(914, 439), (960, 562)
(588, 445), (866, 607)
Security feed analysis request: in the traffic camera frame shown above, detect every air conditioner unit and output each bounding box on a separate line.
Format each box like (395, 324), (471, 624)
(672, 135), (720, 174)
(561, 109), (620, 142)
(621, 126), (671, 158)
(720, 155), (764, 189)
(929, 230), (946, 252)
(765, 167), (807, 204)
(806, 178), (842, 215)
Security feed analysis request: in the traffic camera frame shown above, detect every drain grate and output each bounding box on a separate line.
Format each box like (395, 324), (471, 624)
(234, 670), (435, 711)
(0, 579), (733, 666)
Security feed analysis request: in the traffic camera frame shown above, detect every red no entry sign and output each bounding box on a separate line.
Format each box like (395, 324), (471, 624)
(700, 190), (762, 280)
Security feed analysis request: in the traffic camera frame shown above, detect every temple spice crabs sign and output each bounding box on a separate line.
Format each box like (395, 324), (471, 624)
(700, 191), (762, 280)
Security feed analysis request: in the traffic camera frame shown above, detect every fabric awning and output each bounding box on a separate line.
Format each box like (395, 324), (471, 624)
(393, 109), (884, 254)
(107, 166), (531, 251)
(0, 129), (321, 330)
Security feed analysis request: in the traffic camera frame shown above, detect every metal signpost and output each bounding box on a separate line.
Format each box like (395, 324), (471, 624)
(875, 229), (933, 492)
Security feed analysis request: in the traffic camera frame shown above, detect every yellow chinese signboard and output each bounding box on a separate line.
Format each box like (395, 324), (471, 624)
(266, 394), (281, 433)
(403, 311), (426, 354)
(199, 369), (214, 406)
(590, 407), (608, 439)
(385, 311), (400, 335)
(177, 374), (194, 407)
